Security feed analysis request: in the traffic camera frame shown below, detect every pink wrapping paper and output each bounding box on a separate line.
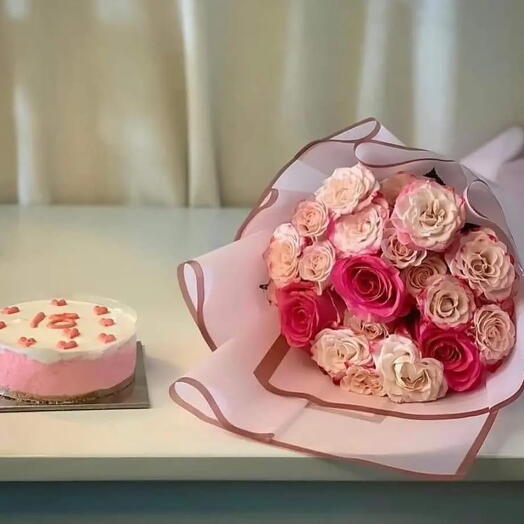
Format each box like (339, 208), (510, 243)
(171, 119), (524, 478)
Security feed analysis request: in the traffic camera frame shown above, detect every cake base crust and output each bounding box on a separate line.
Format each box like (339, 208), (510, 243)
(0, 374), (135, 405)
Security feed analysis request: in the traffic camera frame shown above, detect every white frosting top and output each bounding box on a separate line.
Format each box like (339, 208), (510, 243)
(0, 299), (136, 363)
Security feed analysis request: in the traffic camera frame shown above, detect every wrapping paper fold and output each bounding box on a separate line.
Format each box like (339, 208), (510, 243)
(172, 119), (524, 478)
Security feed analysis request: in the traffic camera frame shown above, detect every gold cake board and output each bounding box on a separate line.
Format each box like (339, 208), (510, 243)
(0, 342), (150, 412)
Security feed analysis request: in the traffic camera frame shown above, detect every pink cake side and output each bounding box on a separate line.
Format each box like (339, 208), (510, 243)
(0, 336), (136, 400)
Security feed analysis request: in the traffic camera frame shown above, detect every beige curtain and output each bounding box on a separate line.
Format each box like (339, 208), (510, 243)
(0, 0), (523, 207)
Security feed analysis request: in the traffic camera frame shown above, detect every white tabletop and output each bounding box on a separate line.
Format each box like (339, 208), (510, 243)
(0, 205), (522, 481)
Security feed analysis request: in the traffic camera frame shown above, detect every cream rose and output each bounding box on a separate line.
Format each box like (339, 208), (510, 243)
(381, 225), (427, 269)
(315, 164), (379, 216)
(391, 179), (465, 251)
(419, 274), (475, 329)
(446, 228), (516, 302)
(264, 223), (303, 288)
(311, 328), (373, 380)
(330, 198), (389, 256)
(343, 311), (389, 341)
(298, 241), (335, 291)
(402, 254), (448, 297)
(376, 334), (447, 403)
(380, 172), (421, 206)
(340, 366), (385, 396)
(291, 200), (329, 239)
(473, 304), (516, 364)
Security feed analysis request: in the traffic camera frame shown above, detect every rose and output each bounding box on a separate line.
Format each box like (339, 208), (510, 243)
(315, 164), (379, 216)
(446, 227), (516, 302)
(418, 274), (475, 329)
(330, 198), (389, 256)
(311, 328), (373, 379)
(298, 241), (335, 291)
(401, 254), (448, 297)
(340, 366), (385, 396)
(291, 200), (329, 239)
(380, 172), (422, 206)
(277, 282), (341, 348)
(375, 334), (447, 403)
(381, 225), (427, 269)
(391, 179), (465, 251)
(473, 304), (516, 364)
(418, 323), (483, 392)
(264, 223), (303, 288)
(343, 311), (389, 341)
(332, 255), (409, 323)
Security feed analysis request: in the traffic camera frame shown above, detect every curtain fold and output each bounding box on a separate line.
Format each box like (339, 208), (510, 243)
(0, 0), (523, 207)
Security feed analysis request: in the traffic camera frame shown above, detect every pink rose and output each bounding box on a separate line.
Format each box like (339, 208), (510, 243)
(332, 255), (409, 323)
(291, 200), (330, 239)
(418, 274), (476, 329)
(380, 172), (422, 206)
(277, 282), (341, 349)
(381, 224), (427, 269)
(330, 198), (389, 256)
(418, 322), (483, 392)
(401, 254), (448, 297)
(264, 223), (303, 288)
(298, 241), (336, 291)
(391, 179), (465, 251)
(473, 304), (516, 365)
(315, 164), (379, 217)
(446, 227), (516, 302)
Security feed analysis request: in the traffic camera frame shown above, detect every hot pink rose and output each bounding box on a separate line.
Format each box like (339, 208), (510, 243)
(277, 282), (341, 349)
(332, 255), (409, 323)
(418, 322), (483, 392)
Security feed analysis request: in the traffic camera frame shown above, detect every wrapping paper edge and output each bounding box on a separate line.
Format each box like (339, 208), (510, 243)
(170, 377), (498, 480)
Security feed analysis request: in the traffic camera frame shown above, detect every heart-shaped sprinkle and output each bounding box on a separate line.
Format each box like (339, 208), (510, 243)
(30, 312), (46, 328)
(63, 327), (80, 339)
(98, 333), (116, 344)
(18, 337), (36, 348)
(2, 306), (20, 315)
(94, 305), (109, 316)
(99, 318), (115, 327)
(57, 340), (78, 350)
(51, 298), (67, 306)
(0, 321), (6, 330)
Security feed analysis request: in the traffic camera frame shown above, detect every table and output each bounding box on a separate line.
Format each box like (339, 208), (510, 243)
(0, 205), (523, 481)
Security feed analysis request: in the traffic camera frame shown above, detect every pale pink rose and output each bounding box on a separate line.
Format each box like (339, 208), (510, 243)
(391, 179), (465, 251)
(380, 172), (422, 206)
(446, 227), (516, 302)
(418, 274), (475, 329)
(343, 311), (389, 341)
(291, 200), (329, 239)
(401, 254), (448, 297)
(376, 334), (447, 403)
(311, 328), (373, 380)
(264, 223), (303, 288)
(473, 304), (515, 364)
(330, 198), (389, 256)
(298, 241), (335, 292)
(315, 164), (379, 217)
(332, 255), (410, 323)
(381, 225), (427, 269)
(340, 366), (386, 396)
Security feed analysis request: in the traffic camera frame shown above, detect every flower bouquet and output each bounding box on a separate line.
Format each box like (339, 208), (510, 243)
(171, 119), (524, 477)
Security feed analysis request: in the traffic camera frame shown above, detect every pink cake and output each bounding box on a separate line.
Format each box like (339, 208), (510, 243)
(0, 298), (137, 403)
